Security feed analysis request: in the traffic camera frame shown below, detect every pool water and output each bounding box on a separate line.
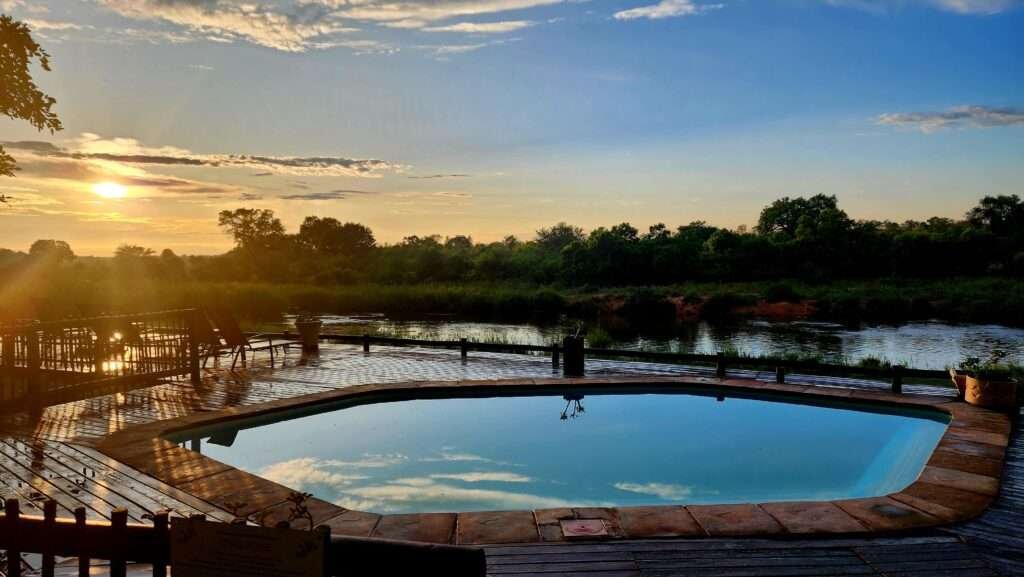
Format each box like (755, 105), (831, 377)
(183, 389), (948, 514)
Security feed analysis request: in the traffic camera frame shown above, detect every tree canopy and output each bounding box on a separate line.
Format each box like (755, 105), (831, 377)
(0, 15), (62, 177)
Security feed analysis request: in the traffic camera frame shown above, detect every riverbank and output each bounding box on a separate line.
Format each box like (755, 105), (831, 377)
(11, 276), (1022, 327)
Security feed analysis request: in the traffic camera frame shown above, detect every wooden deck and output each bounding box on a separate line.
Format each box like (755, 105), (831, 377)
(0, 344), (1021, 575)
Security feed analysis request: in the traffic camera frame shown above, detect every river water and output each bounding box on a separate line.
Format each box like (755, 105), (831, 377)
(284, 315), (1024, 371)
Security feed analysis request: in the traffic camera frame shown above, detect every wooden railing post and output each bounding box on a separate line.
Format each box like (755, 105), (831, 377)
(362, 334), (370, 353)
(152, 510), (170, 577)
(715, 352), (726, 378)
(42, 499), (56, 577)
(74, 507), (89, 577)
(1, 333), (13, 368)
(551, 343), (560, 370)
(110, 508), (128, 577)
(460, 338), (468, 360)
(93, 325), (107, 379)
(26, 330), (41, 409)
(187, 310), (201, 384)
(891, 365), (903, 395)
(5, 498), (22, 577)
(775, 366), (785, 384)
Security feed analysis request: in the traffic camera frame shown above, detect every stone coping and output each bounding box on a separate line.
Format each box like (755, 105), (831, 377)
(95, 376), (1012, 545)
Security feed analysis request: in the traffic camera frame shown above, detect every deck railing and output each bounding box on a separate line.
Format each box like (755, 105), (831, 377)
(269, 332), (951, 394)
(0, 310), (201, 409)
(0, 498), (485, 577)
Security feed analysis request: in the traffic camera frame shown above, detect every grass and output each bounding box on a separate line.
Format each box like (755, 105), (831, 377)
(4, 275), (1024, 327)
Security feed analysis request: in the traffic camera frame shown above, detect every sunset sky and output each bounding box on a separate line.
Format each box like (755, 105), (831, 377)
(1, 0), (1022, 255)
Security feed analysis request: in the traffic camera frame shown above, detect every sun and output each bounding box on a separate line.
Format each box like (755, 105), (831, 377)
(92, 181), (128, 199)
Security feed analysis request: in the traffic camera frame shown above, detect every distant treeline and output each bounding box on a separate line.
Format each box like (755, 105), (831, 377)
(1, 194), (1023, 324)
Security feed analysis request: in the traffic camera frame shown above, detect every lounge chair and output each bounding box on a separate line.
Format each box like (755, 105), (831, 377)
(206, 309), (299, 369)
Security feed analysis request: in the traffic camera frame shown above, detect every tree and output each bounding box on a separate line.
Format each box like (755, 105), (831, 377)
(967, 195), (1024, 237)
(114, 245), (155, 259)
(756, 195), (849, 240)
(535, 222), (585, 253)
(297, 216), (375, 255)
(1, 15), (63, 177)
(218, 208), (285, 249)
(28, 239), (73, 262)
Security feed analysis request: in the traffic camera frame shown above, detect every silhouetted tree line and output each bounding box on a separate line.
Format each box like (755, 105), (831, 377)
(2, 195), (1022, 287)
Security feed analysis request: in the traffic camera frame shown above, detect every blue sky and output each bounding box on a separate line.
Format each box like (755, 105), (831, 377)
(0, 0), (1021, 254)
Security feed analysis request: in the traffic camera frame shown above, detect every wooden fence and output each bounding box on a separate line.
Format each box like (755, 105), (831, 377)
(0, 310), (201, 410)
(268, 332), (951, 394)
(0, 498), (486, 577)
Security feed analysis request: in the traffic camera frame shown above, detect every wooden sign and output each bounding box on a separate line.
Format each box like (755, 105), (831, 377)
(171, 518), (328, 577)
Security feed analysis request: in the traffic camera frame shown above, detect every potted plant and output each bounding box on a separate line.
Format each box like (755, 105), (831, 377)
(294, 314), (323, 352)
(958, 351), (1019, 412)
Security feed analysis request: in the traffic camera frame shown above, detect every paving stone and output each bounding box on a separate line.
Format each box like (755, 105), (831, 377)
(371, 513), (456, 543)
(928, 449), (1004, 478)
(617, 506), (704, 538)
(457, 510), (539, 544)
(687, 504), (784, 536)
(759, 501), (868, 534)
(833, 497), (938, 531)
(252, 496), (345, 528)
(938, 438), (1006, 460)
(918, 466), (1000, 496)
(178, 468), (294, 518)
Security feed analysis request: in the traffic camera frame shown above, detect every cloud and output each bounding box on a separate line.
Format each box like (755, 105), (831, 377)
(418, 37), (520, 58)
(613, 482), (693, 500)
(4, 133), (400, 178)
(260, 458), (369, 490)
(326, 0), (566, 25)
(422, 20), (535, 32)
(420, 451), (493, 463)
(429, 472), (532, 483)
(96, 0), (359, 52)
(825, 0), (1023, 13)
(407, 173), (471, 179)
(614, 0), (723, 20)
(280, 191), (350, 200)
(23, 19), (87, 31)
(342, 477), (592, 511)
(876, 105), (1024, 132)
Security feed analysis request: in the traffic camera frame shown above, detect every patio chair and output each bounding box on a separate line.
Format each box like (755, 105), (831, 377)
(193, 311), (228, 367)
(206, 308), (298, 369)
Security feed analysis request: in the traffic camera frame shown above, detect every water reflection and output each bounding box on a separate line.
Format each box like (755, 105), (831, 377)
(283, 315), (1024, 370)
(560, 394), (585, 421)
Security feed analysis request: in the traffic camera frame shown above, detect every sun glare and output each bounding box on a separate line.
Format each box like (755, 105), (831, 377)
(92, 182), (127, 199)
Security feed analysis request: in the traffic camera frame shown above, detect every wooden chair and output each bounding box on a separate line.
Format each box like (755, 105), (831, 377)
(207, 308), (298, 369)
(193, 311), (227, 367)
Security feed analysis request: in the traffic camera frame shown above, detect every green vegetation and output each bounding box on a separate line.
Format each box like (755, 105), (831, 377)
(2, 195), (1024, 326)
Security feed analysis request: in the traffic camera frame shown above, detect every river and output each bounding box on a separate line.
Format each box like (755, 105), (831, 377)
(282, 315), (1024, 371)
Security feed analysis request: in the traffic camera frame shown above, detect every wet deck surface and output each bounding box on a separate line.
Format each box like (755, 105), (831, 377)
(0, 344), (1020, 575)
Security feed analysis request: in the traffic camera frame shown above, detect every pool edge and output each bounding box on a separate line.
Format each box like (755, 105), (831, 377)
(94, 376), (1012, 544)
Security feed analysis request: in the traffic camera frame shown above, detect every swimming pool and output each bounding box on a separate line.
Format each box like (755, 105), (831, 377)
(175, 388), (948, 514)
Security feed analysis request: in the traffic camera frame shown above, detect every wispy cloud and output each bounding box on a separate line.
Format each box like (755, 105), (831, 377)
(824, 0), (1022, 14)
(614, 0), (723, 20)
(407, 173), (472, 179)
(613, 482), (693, 500)
(280, 191), (349, 200)
(876, 105), (1024, 132)
(4, 133), (401, 178)
(429, 471), (532, 482)
(423, 20), (535, 33)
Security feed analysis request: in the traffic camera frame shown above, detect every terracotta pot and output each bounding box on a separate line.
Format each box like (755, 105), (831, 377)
(949, 368), (967, 400)
(964, 375), (1017, 412)
(295, 319), (322, 352)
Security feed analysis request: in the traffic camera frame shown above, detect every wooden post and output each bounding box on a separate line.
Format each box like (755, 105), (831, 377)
(551, 343), (560, 370)
(1, 333), (13, 368)
(110, 508), (128, 577)
(459, 338), (468, 360)
(93, 326), (107, 379)
(26, 330), (40, 410)
(362, 334), (370, 353)
(152, 510), (169, 577)
(715, 352), (726, 378)
(562, 336), (584, 377)
(75, 507), (89, 577)
(42, 499), (56, 577)
(187, 311), (201, 384)
(891, 365), (903, 395)
(5, 498), (21, 577)
(775, 366), (785, 384)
